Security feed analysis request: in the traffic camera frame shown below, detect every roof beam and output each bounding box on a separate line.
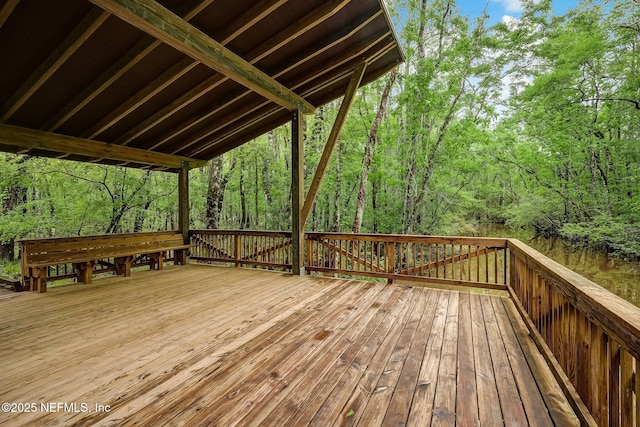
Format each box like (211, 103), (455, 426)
(184, 32), (393, 158)
(0, 0), (19, 29)
(0, 8), (110, 122)
(89, 0), (316, 114)
(112, 0), (287, 147)
(122, 0), (348, 152)
(0, 124), (207, 170)
(44, 0), (217, 132)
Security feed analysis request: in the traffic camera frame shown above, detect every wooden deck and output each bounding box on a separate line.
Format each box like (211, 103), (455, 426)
(0, 264), (578, 426)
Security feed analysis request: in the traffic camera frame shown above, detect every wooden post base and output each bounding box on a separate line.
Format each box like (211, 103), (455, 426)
(149, 252), (165, 270)
(115, 255), (133, 276)
(73, 261), (96, 284)
(29, 267), (48, 293)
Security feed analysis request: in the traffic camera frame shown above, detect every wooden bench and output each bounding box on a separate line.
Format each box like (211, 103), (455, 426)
(20, 231), (191, 293)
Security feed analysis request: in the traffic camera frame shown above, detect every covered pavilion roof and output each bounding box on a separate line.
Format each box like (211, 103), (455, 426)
(0, 0), (404, 171)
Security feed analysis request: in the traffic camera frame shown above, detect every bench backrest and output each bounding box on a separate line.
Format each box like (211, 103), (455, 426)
(20, 231), (184, 267)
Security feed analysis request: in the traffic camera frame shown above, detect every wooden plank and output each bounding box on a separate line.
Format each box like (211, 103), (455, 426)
(211, 283), (398, 427)
(306, 232), (508, 248)
(89, 0), (316, 114)
(405, 290), (450, 426)
(258, 285), (409, 426)
(634, 359), (640, 427)
(178, 166), (189, 244)
(83, 57), (198, 140)
(333, 292), (428, 426)
(355, 287), (428, 426)
(621, 349), (635, 427)
(491, 297), (554, 427)
(589, 324), (610, 426)
(382, 288), (439, 426)
(431, 291), (460, 427)
(301, 63), (366, 225)
(481, 294), (529, 426)
(0, 0), (19, 28)
(501, 297), (580, 426)
(456, 292), (480, 427)
(130, 279), (375, 426)
(469, 293), (503, 427)
(0, 124), (207, 169)
(43, 0), (217, 132)
(0, 8), (109, 122)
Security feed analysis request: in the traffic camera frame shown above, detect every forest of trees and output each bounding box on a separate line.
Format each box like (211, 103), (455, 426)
(1, 0), (639, 266)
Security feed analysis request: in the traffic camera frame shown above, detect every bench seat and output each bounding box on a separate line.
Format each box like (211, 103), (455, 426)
(20, 231), (191, 293)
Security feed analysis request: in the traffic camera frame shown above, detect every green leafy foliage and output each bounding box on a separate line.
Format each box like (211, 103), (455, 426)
(0, 0), (638, 262)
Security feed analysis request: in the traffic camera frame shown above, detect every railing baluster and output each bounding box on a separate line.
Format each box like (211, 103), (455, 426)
(621, 349), (634, 427)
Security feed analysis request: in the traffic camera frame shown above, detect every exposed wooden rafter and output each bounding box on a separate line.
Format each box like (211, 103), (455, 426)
(82, 57), (198, 140)
(43, 0), (217, 132)
(89, 0), (316, 114)
(188, 33), (393, 158)
(0, 8), (110, 122)
(117, 0), (351, 152)
(0, 124), (207, 170)
(0, 0), (19, 29)
(0, 0), (404, 170)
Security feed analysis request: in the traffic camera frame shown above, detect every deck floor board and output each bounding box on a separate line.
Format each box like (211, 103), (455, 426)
(0, 264), (579, 426)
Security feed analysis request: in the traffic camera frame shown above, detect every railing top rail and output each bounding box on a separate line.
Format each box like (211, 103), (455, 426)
(508, 238), (640, 358)
(306, 232), (508, 247)
(189, 230), (291, 237)
(19, 230), (181, 245)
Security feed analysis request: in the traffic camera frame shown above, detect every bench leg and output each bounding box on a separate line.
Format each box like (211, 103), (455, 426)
(30, 267), (48, 293)
(73, 261), (95, 284)
(174, 249), (187, 266)
(149, 252), (165, 270)
(115, 256), (133, 276)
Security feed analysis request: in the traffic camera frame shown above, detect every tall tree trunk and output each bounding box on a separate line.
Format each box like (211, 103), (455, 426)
(0, 184), (26, 260)
(352, 69), (397, 233)
(239, 155), (249, 229)
(206, 155), (226, 229)
(133, 200), (152, 232)
(371, 177), (379, 234)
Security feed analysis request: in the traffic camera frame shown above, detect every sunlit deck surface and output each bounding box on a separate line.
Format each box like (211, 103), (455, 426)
(0, 264), (578, 426)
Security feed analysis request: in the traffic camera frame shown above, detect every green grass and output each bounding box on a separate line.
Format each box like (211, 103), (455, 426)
(0, 260), (21, 279)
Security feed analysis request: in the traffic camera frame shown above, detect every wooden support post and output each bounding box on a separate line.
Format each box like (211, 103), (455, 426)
(174, 249), (187, 266)
(386, 242), (395, 284)
(234, 234), (242, 267)
(178, 163), (190, 245)
(301, 63), (366, 225)
(291, 109), (305, 276)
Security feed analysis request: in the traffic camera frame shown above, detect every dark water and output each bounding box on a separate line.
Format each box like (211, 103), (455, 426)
(478, 226), (640, 308)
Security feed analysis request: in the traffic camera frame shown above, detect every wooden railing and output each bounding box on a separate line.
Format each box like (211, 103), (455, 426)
(190, 230), (293, 269)
(189, 231), (508, 289)
(189, 229), (640, 425)
(305, 233), (508, 290)
(508, 239), (639, 427)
